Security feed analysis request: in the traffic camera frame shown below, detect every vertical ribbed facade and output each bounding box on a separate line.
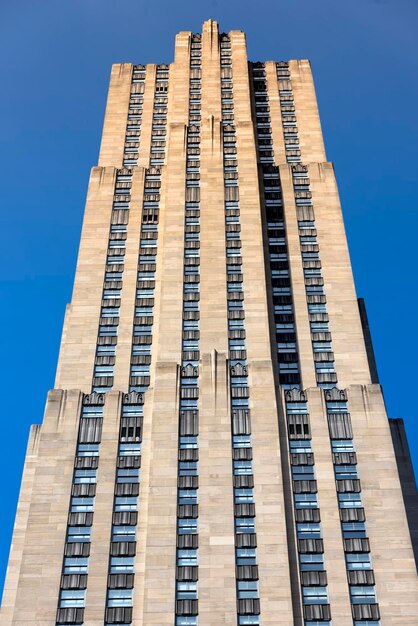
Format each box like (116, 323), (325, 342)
(2, 19), (417, 626)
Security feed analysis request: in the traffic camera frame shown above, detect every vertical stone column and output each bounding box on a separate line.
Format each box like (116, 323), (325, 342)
(198, 19), (237, 625)
(137, 65), (156, 169)
(84, 391), (121, 625)
(138, 31), (190, 626)
(231, 30), (295, 625)
(113, 167), (146, 390)
(8, 390), (82, 624)
(98, 63), (133, 168)
(308, 163), (371, 387)
(348, 385), (418, 625)
(289, 60), (326, 163)
(265, 61), (287, 165)
(1, 424), (40, 625)
(55, 167), (117, 391)
(279, 164), (317, 389)
(306, 388), (352, 625)
(266, 65), (316, 388)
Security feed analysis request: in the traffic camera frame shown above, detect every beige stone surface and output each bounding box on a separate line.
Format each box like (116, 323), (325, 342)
(231, 31), (294, 624)
(3, 18), (417, 626)
(55, 167), (117, 392)
(197, 20), (237, 625)
(98, 64), (133, 168)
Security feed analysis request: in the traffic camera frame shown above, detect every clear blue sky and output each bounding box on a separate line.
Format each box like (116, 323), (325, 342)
(1, 0), (417, 597)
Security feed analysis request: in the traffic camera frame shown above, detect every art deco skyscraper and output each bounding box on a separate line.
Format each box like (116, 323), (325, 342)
(2, 18), (417, 626)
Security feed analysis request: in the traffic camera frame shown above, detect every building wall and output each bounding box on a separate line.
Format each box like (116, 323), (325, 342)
(2, 18), (417, 626)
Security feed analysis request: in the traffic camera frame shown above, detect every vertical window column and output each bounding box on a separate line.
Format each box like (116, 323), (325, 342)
(92, 169), (133, 393)
(92, 65), (147, 393)
(325, 390), (381, 626)
(175, 33), (201, 626)
(275, 62), (301, 164)
(252, 62), (331, 624)
(56, 393), (105, 626)
(251, 62), (300, 389)
(275, 65), (338, 389)
(285, 391), (331, 626)
(123, 65), (145, 168)
(222, 35), (261, 626)
(104, 393), (143, 626)
(290, 164), (338, 389)
(129, 64), (169, 395)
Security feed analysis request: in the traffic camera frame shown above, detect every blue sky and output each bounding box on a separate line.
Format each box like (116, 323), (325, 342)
(1, 0), (417, 597)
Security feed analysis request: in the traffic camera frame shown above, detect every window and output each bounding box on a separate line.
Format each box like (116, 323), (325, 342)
(178, 489), (198, 505)
(229, 339), (246, 350)
(236, 548), (257, 565)
(112, 526), (136, 542)
(131, 365), (150, 376)
(116, 468), (140, 483)
(297, 523), (321, 539)
(231, 397), (249, 408)
(309, 322), (329, 333)
(235, 517), (256, 533)
(299, 554), (324, 571)
(70, 497), (94, 513)
(234, 488), (254, 503)
(73, 469), (97, 484)
(177, 549), (197, 566)
(292, 466), (315, 481)
(119, 443), (141, 456)
(331, 439), (355, 453)
(63, 557), (88, 574)
(76, 443), (99, 456)
(294, 494), (318, 509)
(94, 365), (114, 377)
(312, 342), (332, 352)
(107, 588), (133, 607)
(132, 343), (151, 356)
(97, 344), (116, 356)
(289, 440), (312, 453)
(179, 436), (198, 449)
(178, 518), (198, 534)
(238, 617), (260, 625)
(315, 362), (336, 373)
(99, 325), (118, 337)
(350, 586), (376, 604)
(59, 590), (85, 608)
(346, 553), (372, 570)
(342, 522), (367, 539)
(137, 288), (155, 298)
(176, 617), (197, 626)
(233, 435), (251, 448)
(338, 493), (362, 508)
(327, 401), (349, 413)
(179, 461), (198, 476)
(109, 556), (135, 573)
(233, 460), (252, 475)
(302, 586), (328, 604)
(114, 497), (138, 511)
(237, 581), (258, 599)
(228, 320), (244, 331)
(176, 581), (198, 599)
(308, 303), (327, 313)
(335, 465), (358, 480)
(183, 320), (199, 331)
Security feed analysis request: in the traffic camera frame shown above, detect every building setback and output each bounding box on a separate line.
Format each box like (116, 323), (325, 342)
(1, 18), (418, 626)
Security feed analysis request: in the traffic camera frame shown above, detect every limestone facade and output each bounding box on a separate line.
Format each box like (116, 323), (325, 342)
(2, 18), (417, 626)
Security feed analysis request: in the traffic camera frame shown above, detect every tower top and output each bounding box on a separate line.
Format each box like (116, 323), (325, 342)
(202, 18), (219, 32)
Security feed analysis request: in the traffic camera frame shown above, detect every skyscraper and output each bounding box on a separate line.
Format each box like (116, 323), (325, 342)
(2, 17), (417, 625)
